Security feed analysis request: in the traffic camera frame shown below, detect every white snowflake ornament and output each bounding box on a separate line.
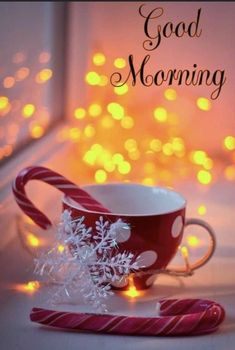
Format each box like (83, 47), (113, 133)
(35, 210), (139, 312)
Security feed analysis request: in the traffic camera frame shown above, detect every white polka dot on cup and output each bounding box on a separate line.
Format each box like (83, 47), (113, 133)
(171, 215), (183, 238)
(136, 250), (158, 268)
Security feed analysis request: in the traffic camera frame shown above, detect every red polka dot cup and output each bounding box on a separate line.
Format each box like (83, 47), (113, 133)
(13, 166), (216, 290)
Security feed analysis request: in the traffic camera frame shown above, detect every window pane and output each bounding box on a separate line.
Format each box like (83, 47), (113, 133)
(0, 2), (66, 163)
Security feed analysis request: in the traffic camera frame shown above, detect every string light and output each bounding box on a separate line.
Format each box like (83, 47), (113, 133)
(93, 53), (106, 66)
(15, 281), (40, 294)
(197, 205), (207, 215)
(88, 103), (102, 117)
(36, 68), (53, 83)
(74, 107), (86, 120)
(114, 58), (126, 68)
(187, 235), (200, 247)
(164, 88), (177, 101)
(196, 97), (211, 111)
(224, 136), (235, 150)
(85, 71), (100, 85)
(95, 169), (107, 183)
(26, 233), (40, 247)
(197, 170), (212, 185)
(22, 104), (35, 118)
(154, 107), (168, 122)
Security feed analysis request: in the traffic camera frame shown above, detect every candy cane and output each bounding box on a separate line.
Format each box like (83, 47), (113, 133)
(30, 298), (225, 336)
(13, 166), (110, 229)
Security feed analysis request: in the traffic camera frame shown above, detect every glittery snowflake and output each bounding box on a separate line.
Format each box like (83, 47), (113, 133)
(35, 210), (139, 311)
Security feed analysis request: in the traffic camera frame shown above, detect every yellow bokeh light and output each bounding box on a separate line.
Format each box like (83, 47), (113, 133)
(85, 71), (100, 85)
(15, 67), (30, 81)
(69, 127), (81, 141)
(93, 53), (106, 66)
(196, 97), (211, 111)
(197, 170), (212, 185)
(162, 143), (173, 156)
(124, 138), (137, 151)
(164, 88), (177, 101)
(107, 102), (124, 120)
(88, 103), (102, 117)
(74, 107), (86, 120)
(95, 169), (107, 183)
(154, 107), (168, 122)
(83, 150), (96, 165)
(150, 139), (162, 152)
(125, 285), (140, 298)
(121, 116), (134, 129)
(114, 58), (126, 69)
(187, 235), (200, 247)
(30, 124), (44, 139)
(3, 76), (15, 88)
(26, 233), (40, 247)
(114, 84), (129, 95)
(181, 245), (189, 258)
(15, 281), (40, 294)
(197, 205), (207, 215)
(25, 281), (40, 293)
(0, 96), (9, 110)
(22, 104), (35, 118)
(84, 125), (95, 138)
(99, 75), (108, 87)
(118, 161), (131, 174)
(101, 116), (114, 129)
(191, 150), (207, 165)
(104, 161), (115, 172)
(112, 153), (124, 164)
(142, 177), (155, 186)
(58, 244), (65, 253)
(203, 158), (213, 170)
(128, 149), (140, 160)
(224, 165), (235, 181)
(36, 68), (53, 83)
(224, 136), (235, 150)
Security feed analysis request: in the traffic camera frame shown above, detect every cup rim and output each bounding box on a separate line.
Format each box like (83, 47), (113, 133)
(63, 183), (187, 217)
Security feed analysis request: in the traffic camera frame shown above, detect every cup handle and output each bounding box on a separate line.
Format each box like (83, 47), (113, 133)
(12, 166), (110, 230)
(167, 218), (216, 274)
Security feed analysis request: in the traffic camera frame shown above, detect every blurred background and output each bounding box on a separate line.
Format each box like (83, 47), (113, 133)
(1, 2), (235, 187)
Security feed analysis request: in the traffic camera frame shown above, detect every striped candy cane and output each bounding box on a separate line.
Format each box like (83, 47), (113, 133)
(13, 166), (110, 229)
(30, 298), (225, 336)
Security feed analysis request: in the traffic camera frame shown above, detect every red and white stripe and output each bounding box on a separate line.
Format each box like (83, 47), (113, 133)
(30, 298), (225, 336)
(13, 166), (110, 229)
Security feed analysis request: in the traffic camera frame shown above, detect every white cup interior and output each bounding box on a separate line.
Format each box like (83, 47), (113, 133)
(64, 183), (186, 216)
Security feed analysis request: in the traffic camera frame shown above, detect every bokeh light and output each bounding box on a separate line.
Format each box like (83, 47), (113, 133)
(196, 97), (211, 111)
(85, 71), (100, 85)
(154, 107), (168, 122)
(74, 107), (86, 120)
(114, 57), (126, 68)
(224, 136), (235, 150)
(197, 170), (212, 185)
(22, 104), (35, 118)
(164, 88), (177, 101)
(93, 53), (106, 66)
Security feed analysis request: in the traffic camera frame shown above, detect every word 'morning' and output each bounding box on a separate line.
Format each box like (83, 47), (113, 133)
(110, 55), (226, 100)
